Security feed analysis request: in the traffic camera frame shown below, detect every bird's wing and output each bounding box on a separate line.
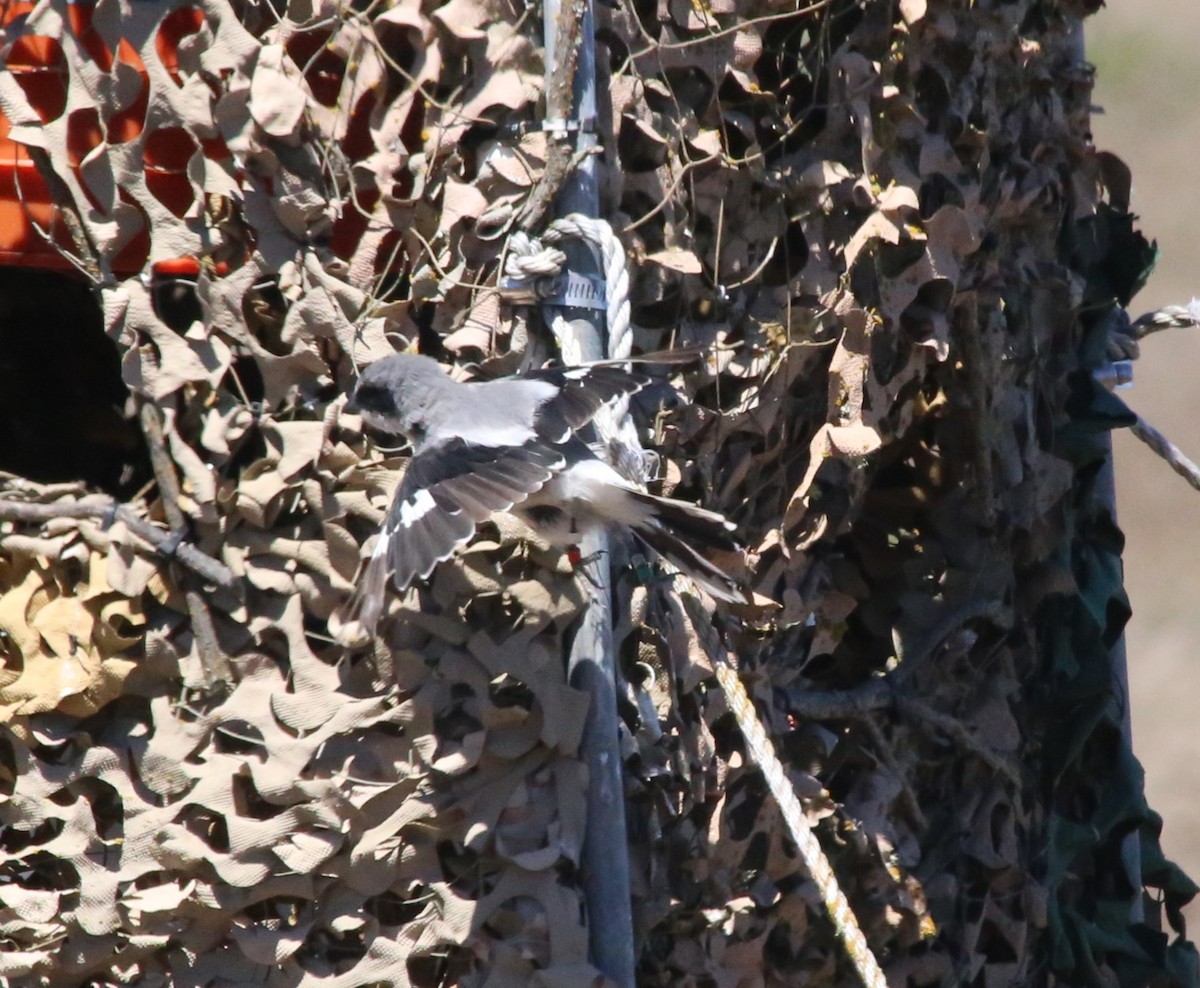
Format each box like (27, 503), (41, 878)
(521, 365), (649, 441)
(361, 437), (564, 597)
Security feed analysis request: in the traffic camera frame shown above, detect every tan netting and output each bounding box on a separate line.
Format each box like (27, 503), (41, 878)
(0, 0), (1191, 985)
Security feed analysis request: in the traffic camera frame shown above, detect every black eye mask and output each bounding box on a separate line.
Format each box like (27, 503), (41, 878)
(347, 382), (397, 416)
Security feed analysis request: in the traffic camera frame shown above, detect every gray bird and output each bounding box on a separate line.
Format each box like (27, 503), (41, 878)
(343, 351), (747, 631)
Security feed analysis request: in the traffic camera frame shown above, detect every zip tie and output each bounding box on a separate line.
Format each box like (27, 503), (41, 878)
(499, 118), (598, 138)
(1094, 361), (1134, 391)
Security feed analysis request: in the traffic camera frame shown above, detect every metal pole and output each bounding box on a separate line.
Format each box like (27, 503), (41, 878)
(541, 1), (637, 984)
(1076, 13), (1142, 925)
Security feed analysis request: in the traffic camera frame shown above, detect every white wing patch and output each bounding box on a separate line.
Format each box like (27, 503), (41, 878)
(398, 488), (438, 527)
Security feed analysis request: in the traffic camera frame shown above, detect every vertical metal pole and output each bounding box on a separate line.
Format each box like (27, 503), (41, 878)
(542, 2), (637, 984)
(1074, 13), (1143, 923)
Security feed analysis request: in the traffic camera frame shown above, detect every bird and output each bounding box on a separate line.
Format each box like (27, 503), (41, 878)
(341, 351), (748, 633)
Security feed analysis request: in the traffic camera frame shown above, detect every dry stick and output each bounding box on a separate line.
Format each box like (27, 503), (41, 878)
(781, 596), (1021, 788)
(860, 714), (928, 833)
(24, 112), (232, 684)
(785, 678), (894, 718)
(517, 0), (586, 230)
(897, 696), (1019, 787)
(0, 496), (235, 588)
(783, 679), (1020, 789)
(25, 146), (103, 284)
(139, 403), (233, 685)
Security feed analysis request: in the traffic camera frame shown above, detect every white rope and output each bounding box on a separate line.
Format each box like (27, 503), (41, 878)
(1106, 299), (1200, 363)
(539, 214), (633, 363)
(504, 232), (567, 280)
(677, 585), (888, 988)
(506, 214), (648, 482)
(1130, 414), (1200, 492)
(1131, 299), (1200, 337)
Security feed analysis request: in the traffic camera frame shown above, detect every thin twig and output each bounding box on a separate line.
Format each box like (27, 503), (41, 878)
(896, 697), (1020, 788)
(139, 405), (188, 533)
(23, 147), (103, 284)
(139, 404), (233, 684)
(518, 0), (587, 230)
(621, 151), (720, 233)
(861, 715), (928, 832)
(622, 0), (834, 58)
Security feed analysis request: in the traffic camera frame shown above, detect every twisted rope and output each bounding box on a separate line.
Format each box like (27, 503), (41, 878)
(678, 587), (888, 988)
(507, 214), (648, 482)
(1130, 416), (1200, 493)
(540, 214), (633, 364)
(1130, 300), (1200, 338)
(504, 233), (567, 280)
(1101, 301), (1200, 366)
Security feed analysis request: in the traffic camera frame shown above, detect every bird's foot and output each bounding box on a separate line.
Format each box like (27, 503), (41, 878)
(567, 545), (608, 589)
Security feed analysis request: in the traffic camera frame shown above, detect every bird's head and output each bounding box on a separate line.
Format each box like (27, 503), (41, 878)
(346, 352), (447, 442)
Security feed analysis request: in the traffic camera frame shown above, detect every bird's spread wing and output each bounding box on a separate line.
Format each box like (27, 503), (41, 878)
(522, 365), (649, 442)
(362, 437), (564, 597)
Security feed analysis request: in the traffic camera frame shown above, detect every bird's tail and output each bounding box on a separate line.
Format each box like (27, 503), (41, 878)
(624, 489), (739, 550)
(625, 490), (749, 603)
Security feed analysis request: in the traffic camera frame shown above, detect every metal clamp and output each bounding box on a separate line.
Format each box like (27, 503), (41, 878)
(499, 117), (598, 138)
(539, 270), (606, 310)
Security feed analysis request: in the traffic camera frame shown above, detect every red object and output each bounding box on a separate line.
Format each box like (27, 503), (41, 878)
(143, 126), (198, 218)
(0, 1), (206, 273)
(151, 256), (202, 277)
(0, 2), (387, 276)
(567, 545), (583, 567)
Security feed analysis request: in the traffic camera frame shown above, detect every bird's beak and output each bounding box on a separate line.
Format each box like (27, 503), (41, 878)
(344, 391), (360, 415)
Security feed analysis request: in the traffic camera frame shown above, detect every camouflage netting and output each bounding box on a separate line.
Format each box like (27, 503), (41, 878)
(0, 0), (1196, 985)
